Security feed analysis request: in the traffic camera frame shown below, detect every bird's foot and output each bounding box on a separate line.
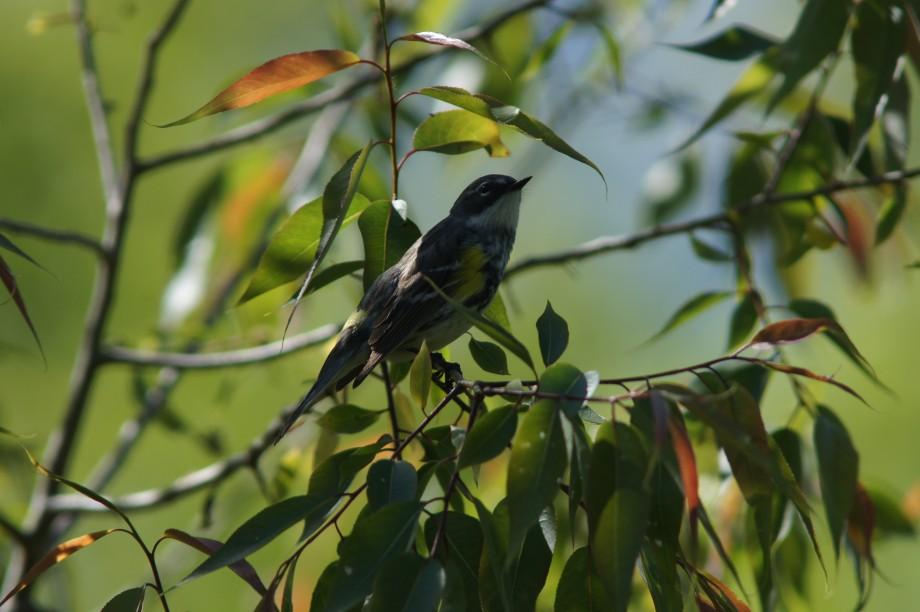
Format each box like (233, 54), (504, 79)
(431, 352), (463, 383)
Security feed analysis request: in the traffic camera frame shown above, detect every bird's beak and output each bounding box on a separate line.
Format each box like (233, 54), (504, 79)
(510, 176), (532, 192)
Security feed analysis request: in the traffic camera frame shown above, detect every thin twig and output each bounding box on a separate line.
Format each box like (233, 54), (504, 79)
(99, 323), (339, 369)
(0, 218), (104, 257)
(505, 166), (920, 279)
(137, 0), (549, 173)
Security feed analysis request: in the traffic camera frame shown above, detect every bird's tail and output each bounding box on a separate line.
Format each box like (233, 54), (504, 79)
(274, 325), (368, 444)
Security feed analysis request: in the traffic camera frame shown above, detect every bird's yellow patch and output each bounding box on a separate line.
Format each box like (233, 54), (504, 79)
(454, 247), (487, 298)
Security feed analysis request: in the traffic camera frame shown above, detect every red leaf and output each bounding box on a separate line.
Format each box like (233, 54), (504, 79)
(696, 569), (751, 612)
(0, 254), (43, 359)
(847, 484), (876, 566)
(747, 317), (836, 349)
(752, 360), (867, 405)
(667, 415), (700, 536)
(1, 530), (121, 605)
(162, 50), (361, 126)
(160, 529), (268, 596)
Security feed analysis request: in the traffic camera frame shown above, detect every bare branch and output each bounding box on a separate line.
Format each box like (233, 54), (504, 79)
(0, 218), (104, 257)
(137, 0), (549, 173)
(99, 323), (339, 369)
(506, 166), (920, 279)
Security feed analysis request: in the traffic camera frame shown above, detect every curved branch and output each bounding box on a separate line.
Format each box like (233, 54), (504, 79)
(99, 323), (339, 369)
(506, 166), (920, 279)
(137, 0), (548, 173)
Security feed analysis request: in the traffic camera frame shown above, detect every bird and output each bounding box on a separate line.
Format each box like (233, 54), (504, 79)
(275, 173), (531, 442)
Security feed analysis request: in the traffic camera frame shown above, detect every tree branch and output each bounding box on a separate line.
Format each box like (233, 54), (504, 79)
(505, 166), (920, 279)
(137, 0), (548, 173)
(99, 323), (339, 369)
(0, 218), (104, 257)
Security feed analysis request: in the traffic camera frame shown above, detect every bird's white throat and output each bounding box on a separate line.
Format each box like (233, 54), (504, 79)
(471, 189), (522, 230)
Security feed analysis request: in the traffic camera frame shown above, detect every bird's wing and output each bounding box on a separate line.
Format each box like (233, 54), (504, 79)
(354, 219), (477, 381)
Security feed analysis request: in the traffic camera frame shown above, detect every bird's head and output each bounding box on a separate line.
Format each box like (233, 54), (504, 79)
(449, 174), (531, 229)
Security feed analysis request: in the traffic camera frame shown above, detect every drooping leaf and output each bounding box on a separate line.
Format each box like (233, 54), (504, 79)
(316, 403), (381, 434)
(728, 291), (758, 349)
(690, 234), (733, 262)
(0, 255), (43, 358)
(280, 552), (298, 612)
(100, 586), (145, 612)
(398, 31), (495, 65)
(162, 49), (362, 126)
(366, 459), (417, 510)
(482, 292), (511, 331)
(754, 359), (867, 404)
(678, 56), (776, 149)
(458, 404), (517, 469)
(468, 337), (509, 375)
(592, 489), (649, 612)
(670, 26), (777, 61)
(667, 413), (700, 532)
(358, 199), (422, 290)
(866, 486), (915, 537)
(409, 340), (432, 411)
(787, 299), (879, 381)
(172, 169), (226, 267)
(1, 530), (121, 605)
(413, 110), (510, 157)
(520, 21), (574, 80)
(747, 317), (853, 350)
(425, 278), (536, 375)
(239, 193), (371, 302)
(506, 364), (585, 554)
(768, 0), (851, 111)
(424, 511), (483, 611)
(536, 301), (569, 366)
(287, 144), (373, 318)
(418, 86), (605, 184)
(160, 529), (267, 596)
(554, 546), (612, 612)
(593, 23), (624, 87)
(875, 188), (907, 245)
(510, 509), (554, 611)
(0, 233), (44, 270)
(186, 495), (331, 581)
(851, 0), (906, 157)
(367, 554), (445, 612)
(814, 405), (859, 558)
(649, 291), (732, 342)
(323, 501), (422, 612)
(307, 437), (389, 500)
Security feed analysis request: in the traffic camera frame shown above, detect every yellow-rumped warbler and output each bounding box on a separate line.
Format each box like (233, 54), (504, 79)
(277, 174), (531, 440)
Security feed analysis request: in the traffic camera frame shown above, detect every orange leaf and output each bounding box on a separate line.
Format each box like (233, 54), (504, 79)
(667, 416), (700, 534)
(747, 317), (836, 349)
(1, 530), (121, 605)
(696, 569), (751, 612)
(162, 50), (361, 126)
(160, 529), (267, 596)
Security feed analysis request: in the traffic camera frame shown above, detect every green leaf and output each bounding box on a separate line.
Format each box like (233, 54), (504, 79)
(367, 554), (445, 612)
(644, 154), (699, 224)
(650, 291), (732, 342)
(324, 501), (423, 612)
(592, 489), (649, 612)
(520, 21), (574, 81)
(458, 404), (517, 469)
(866, 487), (916, 537)
(536, 301), (569, 366)
(814, 405), (859, 558)
(367, 459), (417, 510)
(418, 86), (605, 184)
(173, 169), (226, 267)
(690, 234), (733, 262)
(593, 23), (623, 88)
(671, 26), (777, 61)
(469, 337), (509, 375)
(409, 340), (432, 411)
(281, 553), (298, 612)
(851, 0), (906, 158)
(882, 72), (910, 170)
(358, 199), (421, 291)
(424, 512), (483, 612)
(162, 50), (362, 126)
(240, 192), (371, 302)
(728, 291), (758, 349)
(787, 299), (878, 382)
(425, 278), (535, 375)
(506, 364), (585, 554)
(768, 0), (851, 111)
(471, 498), (511, 611)
(554, 546), (612, 612)
(678, 56), (776, 149)
(308, 437), (389, 500)
(482, 292), (511, 331)
(413, 110), (509, 157)
(875, 186), (907, 245)
(186, 495), (329, 581)
(287, 143), (373, 314)
(510, 510), (554, 611)
(101, 587), (145, 612)
(316, 404), (381, 434)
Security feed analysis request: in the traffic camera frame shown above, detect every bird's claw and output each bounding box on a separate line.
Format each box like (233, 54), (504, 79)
(431, 352), (463, 383)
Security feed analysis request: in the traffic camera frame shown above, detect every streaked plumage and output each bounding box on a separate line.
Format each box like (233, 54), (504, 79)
(276, 174), (530, 441)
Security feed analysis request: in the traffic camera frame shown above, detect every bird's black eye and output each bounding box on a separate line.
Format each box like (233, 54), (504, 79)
(478, 182), (492, 195)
